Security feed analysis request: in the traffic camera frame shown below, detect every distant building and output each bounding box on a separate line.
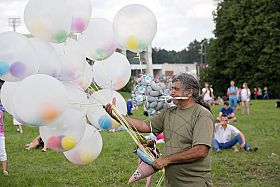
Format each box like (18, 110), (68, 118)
(117, 44), (197, 78)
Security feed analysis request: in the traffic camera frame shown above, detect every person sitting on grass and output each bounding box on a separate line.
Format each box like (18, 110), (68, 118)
(217, 96), (224, 105)
(216, 102), (237, 122)
(25, 135), (47, 152)
(213, 114), (258, 153)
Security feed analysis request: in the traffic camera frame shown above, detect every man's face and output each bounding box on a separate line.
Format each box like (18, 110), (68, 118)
(221, 117), (229, 125)
(230, 81), (235, 86)
(171, 81), (186, 105)
(224, 105), (229, 110)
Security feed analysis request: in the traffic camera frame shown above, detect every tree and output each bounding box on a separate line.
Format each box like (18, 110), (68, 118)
(152, 39), (210, 64)
(202, 0), (280, 98)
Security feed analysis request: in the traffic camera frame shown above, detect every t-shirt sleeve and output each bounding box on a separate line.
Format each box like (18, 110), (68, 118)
(202, 88), (206, 93)
(220, 107), (224, 112)
(230, 125), (240, 136)
(192, 116), (214, 148)
(144, 110), (165, 136)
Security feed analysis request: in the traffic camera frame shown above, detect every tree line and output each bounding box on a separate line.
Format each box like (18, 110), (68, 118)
(152, 39), (210, 64)
(200, 0), (280, 98)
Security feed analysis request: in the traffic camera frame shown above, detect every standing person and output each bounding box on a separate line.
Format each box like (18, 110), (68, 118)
(237, 87), (242, 108)
(254, 88), (258, 100)
(213, 114), (258, 153)
(202, 82), (214, 109)
(104, 73), (214, 187)
(241, 83), (251, 115)
(263, 86), (269, 100)
(257, 87), (262, 99)
(227, 81), (238, 115)
(0, 100), (8, 175)
(13, 117), (23, 133)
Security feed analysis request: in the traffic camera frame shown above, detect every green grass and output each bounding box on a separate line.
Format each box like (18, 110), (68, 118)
(1, 94), (279, 186)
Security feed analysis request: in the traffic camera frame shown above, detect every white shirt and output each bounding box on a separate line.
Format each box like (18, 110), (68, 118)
(214, 124), (240, 143)
(241, 88), (251, 101)
(202, 88), (213, 100)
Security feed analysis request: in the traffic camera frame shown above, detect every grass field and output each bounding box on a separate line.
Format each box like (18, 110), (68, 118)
(1, 94), (279, 186)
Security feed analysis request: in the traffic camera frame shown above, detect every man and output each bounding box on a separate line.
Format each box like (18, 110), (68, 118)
(213, 114), (258, 153)
(104, 73), (214, 187)
(216, 102), (237, 122)
(257, 87), (262, 99)
(227, 81), (238, 115)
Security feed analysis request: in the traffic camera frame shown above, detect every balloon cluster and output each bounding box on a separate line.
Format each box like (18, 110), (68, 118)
(0, 1), (158, 166)
(131, 75), (172, 115)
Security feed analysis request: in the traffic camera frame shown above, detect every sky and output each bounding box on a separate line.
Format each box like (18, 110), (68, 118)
(0, 0), (217, 51)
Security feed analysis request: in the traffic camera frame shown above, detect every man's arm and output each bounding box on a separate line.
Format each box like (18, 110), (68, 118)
(152, 145), (209, 170)
(103, 97), (151, 133)
(215, 122), (222, 129)
(228, 112), (235, 118)
(237, 132), (246, 149)
(218, 112), (223, 118)
(122, 116), (151, 133)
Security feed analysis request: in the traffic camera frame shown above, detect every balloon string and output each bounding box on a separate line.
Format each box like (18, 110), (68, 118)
(111, 105), (155, 162)
(136, 52), (143, 76)
(96, 60), (112, 90)
(135, 52), (154, 136)
(156, 169), (165, 187)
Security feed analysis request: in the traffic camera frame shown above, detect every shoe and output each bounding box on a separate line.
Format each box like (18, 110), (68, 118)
(20, 130), (23, 133)
(216, 149), (222, 153)
(3, 171), (9, 176)
(16, 128), (20, 132)
(246, 147), (258, 151)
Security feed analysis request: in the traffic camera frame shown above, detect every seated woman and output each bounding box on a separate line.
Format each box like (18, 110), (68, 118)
(25, 135), (47, 152)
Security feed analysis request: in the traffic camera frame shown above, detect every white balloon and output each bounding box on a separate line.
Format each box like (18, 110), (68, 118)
(11, 74), (68, 126)
(113, 4), (157, 53)
(69, 0), (92, 33)
(87, 89), (126, 129)
(78, 18), (118, 61)
(63, 124), (102, 165)
(70, 62), (93, 90)
(93, 52), (131, 90)
(1, 81), (19, 114)
(51, 38), (86, 81)
(40, 108), (86, 152)
(0, 32), (39, 82)
(29, 38), (61, 77)
(62, 81), (88, 115)
(24, 0), (72, 43)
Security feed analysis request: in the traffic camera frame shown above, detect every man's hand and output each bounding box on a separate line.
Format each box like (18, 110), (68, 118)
(152, 157), (169, 170)
(103, 97), (118, 121)
(240, 143), (245, 149)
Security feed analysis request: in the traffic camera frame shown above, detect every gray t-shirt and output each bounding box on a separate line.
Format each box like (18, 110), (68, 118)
(144, 103), (214, 187)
